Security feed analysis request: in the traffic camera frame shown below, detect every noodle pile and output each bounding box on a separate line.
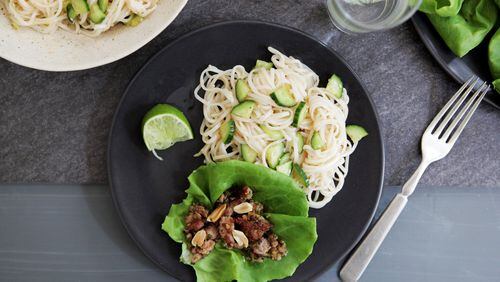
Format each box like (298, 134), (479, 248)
(194, 47), (359, 209)
(1, 0), (157, 36)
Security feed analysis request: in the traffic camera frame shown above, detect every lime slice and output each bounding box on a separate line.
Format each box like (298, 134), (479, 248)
(141, 104), (194, 160)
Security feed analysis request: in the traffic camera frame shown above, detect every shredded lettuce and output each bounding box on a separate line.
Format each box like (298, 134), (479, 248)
(162, 160), (317, 282)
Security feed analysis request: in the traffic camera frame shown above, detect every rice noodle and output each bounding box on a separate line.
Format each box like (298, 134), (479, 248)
(1, 0), (158, 36)
(194, 47), (359, 209)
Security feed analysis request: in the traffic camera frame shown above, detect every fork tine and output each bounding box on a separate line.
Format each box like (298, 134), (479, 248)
(442, 82), (488, 141)
(426, 76), (477, 133)
(447, 85), (488, 145)
(431, 76), (479, 136)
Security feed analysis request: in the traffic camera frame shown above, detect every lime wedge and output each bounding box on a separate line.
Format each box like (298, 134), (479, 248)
(141, 104), (194, 160)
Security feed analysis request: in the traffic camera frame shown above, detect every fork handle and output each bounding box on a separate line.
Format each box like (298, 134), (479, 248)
(339, 193), (408, 282)
(402, 160), (430, 196)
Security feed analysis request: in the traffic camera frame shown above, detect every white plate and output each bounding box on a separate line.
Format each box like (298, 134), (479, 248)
(0, 0), (187, 71)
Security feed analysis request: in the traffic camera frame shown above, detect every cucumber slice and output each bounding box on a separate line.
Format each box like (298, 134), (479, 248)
(89, 3), (105, 23)
(291, 163), (309, 188)
(70, 0), (89, 15)
(66, 4), (77, 22)
(346, 125), (368, 142)
(241, 144), (258, 163)
(270, 85), (296, 107)
(296, 132), (304, 153)
(125, 14), (143, 27)
(311, 131), (325, 150)
(98, 0), (108, 12)
(276, 161), (292, 176)
(231, 100), (256, 118)
(292, 102), (307, 127)
(220, 120), (235, 144)
(266, 143), (284, 169)
(260, 125), (284, 140)
(236, 79), (250, 102)
(278, 152), (291, 165)
(326, 74), (343, 98)
(254, 60), (274, 70)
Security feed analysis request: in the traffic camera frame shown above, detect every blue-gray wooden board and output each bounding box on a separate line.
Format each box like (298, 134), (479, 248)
(1, 185), (499, 281)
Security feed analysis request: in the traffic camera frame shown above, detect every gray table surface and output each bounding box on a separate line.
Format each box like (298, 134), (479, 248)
(1, 185), (499, 282)
(1, 0), (499, 186)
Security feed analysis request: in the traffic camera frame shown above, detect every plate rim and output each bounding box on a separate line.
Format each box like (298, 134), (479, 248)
(107, 19), (385, 280)
(0, 0), (187, 72)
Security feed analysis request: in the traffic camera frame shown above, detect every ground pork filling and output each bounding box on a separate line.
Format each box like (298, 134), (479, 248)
(183, 186), (288, 263)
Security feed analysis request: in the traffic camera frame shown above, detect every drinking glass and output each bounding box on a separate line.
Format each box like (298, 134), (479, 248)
(326, 0), (422, 33)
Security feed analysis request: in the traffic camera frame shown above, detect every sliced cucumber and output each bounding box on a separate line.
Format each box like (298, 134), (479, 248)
(276, 161), (292, 176)
(278, 152), (291, 165)
(89, 3), (105, 23)
(10, 20), (19, 30)
(231, 100), (255, 118)
(125, 14), (143, 27)
(241, 144), (258, 163)
(346, 125), (368, 142)
(270, 85), (296, 107)
(260, 125), (284, 140)
(266, 143), (284, 169)
(236, 79), (250, 102)
(293, 102), (307, 127)
(254, 60), (274, 70)
(220, 120), (235, 144)
(291, 163), (309, 188)
(311, 131), (325, 150)
(66, 4), (77, 22)
(296, 132), (304, 153)
(70, 0), (89, 15)
(326, 74), (343, 98)
(98, 0), (108, 12)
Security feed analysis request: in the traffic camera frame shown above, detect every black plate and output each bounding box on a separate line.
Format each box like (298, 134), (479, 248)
(412, 12), (500, 109)
(108, 21), (384, 281)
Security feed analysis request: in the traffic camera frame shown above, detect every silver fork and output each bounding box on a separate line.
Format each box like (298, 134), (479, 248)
(340, 77), (489, 281)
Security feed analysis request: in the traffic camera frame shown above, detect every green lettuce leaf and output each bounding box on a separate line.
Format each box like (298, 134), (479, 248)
(493, 80), (500, 93)
(419, 0), (464, 17)
(427, 0), (498, 57)
(489, 28), (500, 93)
(162, 160), (317, 282)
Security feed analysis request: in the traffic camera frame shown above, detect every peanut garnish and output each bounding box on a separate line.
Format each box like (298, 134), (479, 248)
(233, 202), (253, 214)
(191, 229), (207, 247)
(207, 204), (227, 222)
(232, 229), (249, 248)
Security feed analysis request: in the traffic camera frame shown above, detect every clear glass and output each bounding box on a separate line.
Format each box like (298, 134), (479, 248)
(326, 0), (422, 33)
